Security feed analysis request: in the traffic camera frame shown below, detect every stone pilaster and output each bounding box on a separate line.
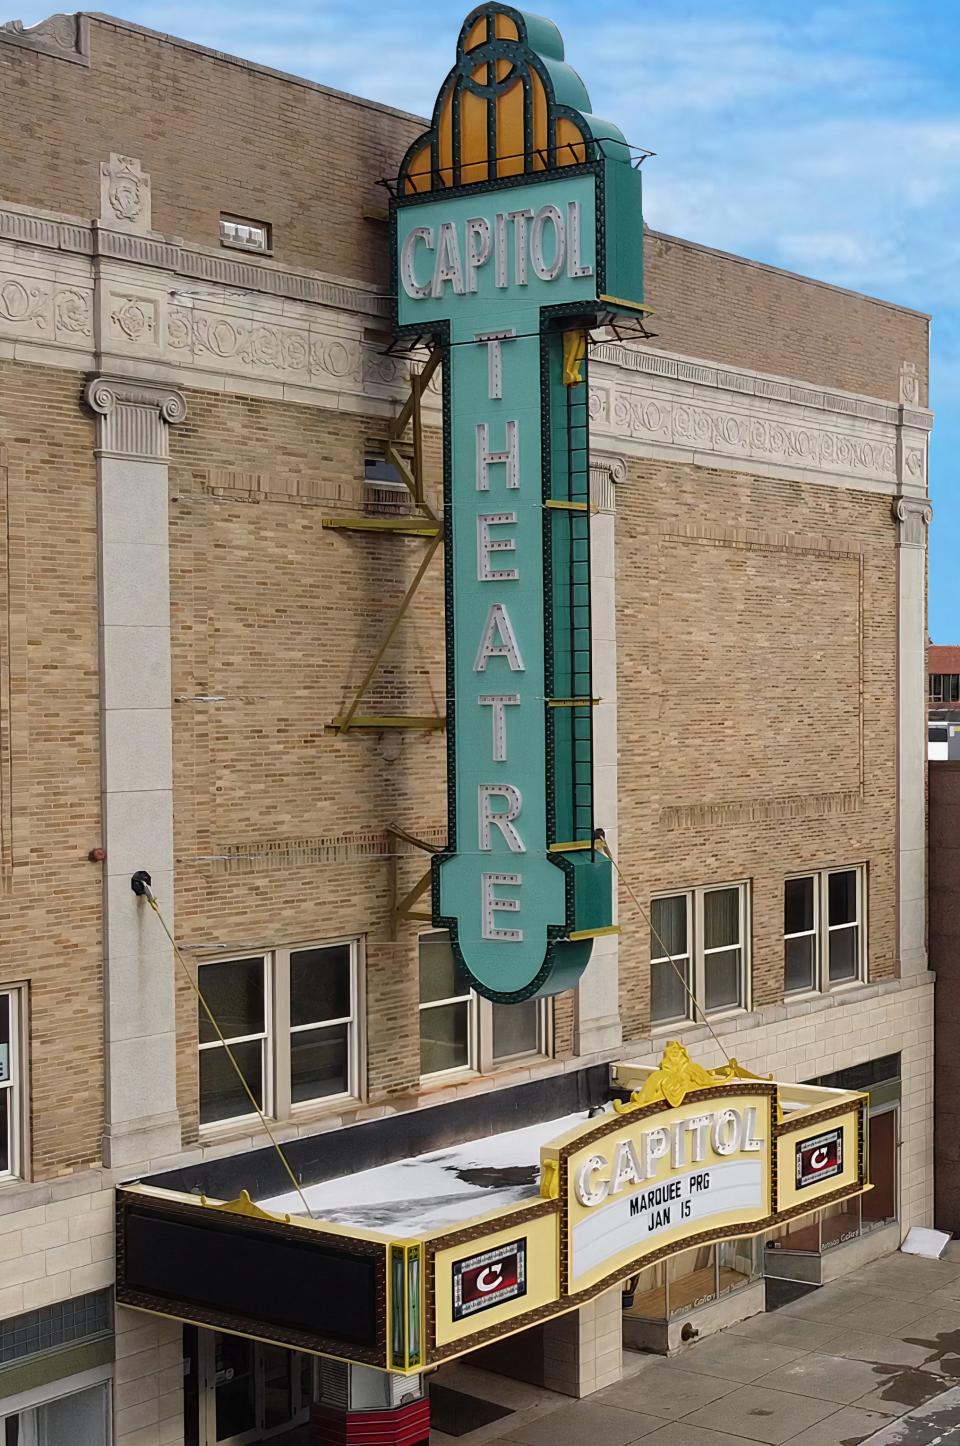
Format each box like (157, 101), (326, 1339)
(541, 1284), (623, 1397)
(894, 493), (933, 979)
(573, 456), (625, 1057)
(85, 375), (184, 1166)
(893, 367), (933, 979)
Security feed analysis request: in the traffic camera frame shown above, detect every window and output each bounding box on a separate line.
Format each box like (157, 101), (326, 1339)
(198, 942), (358, 1129)
(783, 867), (865, 995)
(418, 932), (551, 1078)
(419, 933), (471, 1077)
(219, 214), (271, 253)
(1, 1382), (110, 1446)
(363, 447), (412, 517)
(930, 674), (960, 703)
(0, 991), (23, 1180)
(624, 1239), (760, 1324)
(649, 885), (748, 1025)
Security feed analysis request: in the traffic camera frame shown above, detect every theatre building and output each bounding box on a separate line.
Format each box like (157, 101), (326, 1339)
(0, 5), (934, 1443)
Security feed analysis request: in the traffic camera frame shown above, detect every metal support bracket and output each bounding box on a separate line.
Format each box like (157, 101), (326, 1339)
(325, 348), (445, 733)
(386, 824), (443, 935)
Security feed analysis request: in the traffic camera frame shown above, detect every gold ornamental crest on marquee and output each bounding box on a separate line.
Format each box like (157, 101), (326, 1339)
(613, 1040), (776, 1112)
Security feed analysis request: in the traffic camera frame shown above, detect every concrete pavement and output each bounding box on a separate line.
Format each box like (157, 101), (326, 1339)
(431, 1245), (960, 1446)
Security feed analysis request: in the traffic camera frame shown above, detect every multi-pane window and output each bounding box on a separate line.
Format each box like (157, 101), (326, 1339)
(198, 943), (358, 1129)
(419, 933), (471, 1076)
(219, 214), (271, 253)
(0, 991), (23, 1180)
(418, 932), (550, 1077)
(784, 867), (865, 995)
(650, 885), (748, 1025)
(930, 674), (960, 703)
(650, 895), (691, 1026)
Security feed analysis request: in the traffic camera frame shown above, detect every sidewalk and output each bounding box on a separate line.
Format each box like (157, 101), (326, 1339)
(431, 1245), (960, 1446)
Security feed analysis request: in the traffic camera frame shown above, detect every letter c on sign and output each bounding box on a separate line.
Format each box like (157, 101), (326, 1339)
(575, 1154), (610, 1207)
(400, 226), (433, 299)
(475, 1264), (503, 1294)
(810, 1147), (829, 1170)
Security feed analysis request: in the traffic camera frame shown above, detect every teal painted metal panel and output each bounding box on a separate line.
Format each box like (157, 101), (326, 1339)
(391, 4), (640, 1001)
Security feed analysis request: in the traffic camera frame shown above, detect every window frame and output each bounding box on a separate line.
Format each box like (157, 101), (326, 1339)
(417, 931), (552, 1080)
(783, 866), (866, 997)
(274, 939), (361, 1119)
(197, 941), (361, 1133)
(649, 892), (694, 1027)
(0, 986), (25, 1183)
(783, 873), (820, 996)
(219, 213), (272, 255)
(650, 883), (750, 1028)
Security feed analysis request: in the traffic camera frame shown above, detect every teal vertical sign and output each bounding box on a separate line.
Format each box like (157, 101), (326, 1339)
(391, 4), (644, 1001)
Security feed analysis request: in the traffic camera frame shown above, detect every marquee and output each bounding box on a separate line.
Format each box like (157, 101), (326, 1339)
(116, 1045), (869, 1372)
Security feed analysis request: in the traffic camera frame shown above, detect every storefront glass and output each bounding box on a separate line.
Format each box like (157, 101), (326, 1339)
(624, 1240), (760, 1323)
(765, 1056), (900, 1267)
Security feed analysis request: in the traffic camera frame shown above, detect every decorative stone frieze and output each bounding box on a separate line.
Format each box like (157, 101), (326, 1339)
(0, 213), (934, 496)
(589, 344), (916, 491)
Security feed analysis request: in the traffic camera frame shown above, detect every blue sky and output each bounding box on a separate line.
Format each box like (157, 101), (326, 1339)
(17, 0), (958, 637)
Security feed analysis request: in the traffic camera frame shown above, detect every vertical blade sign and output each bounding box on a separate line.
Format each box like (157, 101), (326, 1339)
(391, 4), (644, 1001)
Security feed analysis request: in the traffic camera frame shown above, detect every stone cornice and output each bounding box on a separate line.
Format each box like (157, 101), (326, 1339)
(592, 342), (933, 432)
(0, 203), (389, 319)
(0, 208), (933, 496)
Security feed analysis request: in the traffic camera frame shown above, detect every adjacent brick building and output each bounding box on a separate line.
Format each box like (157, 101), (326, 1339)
(0, 8), (935, 1443)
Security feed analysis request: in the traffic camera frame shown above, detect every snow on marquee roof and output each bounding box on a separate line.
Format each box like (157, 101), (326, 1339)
(259, 1111), (591, 1234)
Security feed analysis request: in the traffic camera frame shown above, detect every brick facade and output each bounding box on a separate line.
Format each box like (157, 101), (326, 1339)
(0, 10), (935, 1440)
(615, 460), (899, 1039)
(0, 362), (103, 1181)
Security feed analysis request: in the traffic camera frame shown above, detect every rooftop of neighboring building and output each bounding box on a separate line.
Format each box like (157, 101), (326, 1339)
(930, 646), (960, 673)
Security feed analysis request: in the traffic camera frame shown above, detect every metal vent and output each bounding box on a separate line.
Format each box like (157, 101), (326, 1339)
(319, 1357), (349, 1409)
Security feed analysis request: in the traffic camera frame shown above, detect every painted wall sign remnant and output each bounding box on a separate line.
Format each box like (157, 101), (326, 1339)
(391, 3), (645, 1001)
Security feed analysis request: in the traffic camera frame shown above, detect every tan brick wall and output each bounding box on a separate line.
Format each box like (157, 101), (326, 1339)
(0, 20), (927, 404)
(644, 230), (929, 406)
(166, 383), (902, 1130)
(169, 386), (450, 1134)
(0, 17), (421, 290)
(615, 457), (898, 1040)
(0, 361), (103, 1180)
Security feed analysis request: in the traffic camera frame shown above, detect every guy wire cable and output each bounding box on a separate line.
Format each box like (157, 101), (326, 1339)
(595, 834), (733, 1067)
(135, 878), (315, 1219)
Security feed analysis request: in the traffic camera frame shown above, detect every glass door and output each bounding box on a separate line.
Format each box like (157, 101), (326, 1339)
(259, 1345), (295, 1437)
(201, 1333), (315, 1445)
(209, 1335), (258, 1445)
